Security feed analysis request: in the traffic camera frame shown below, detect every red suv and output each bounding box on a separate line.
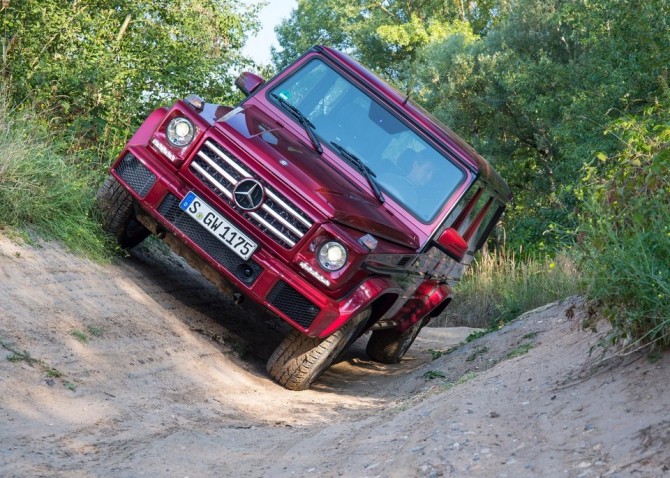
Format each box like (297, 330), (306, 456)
(96, 46), (511, 390)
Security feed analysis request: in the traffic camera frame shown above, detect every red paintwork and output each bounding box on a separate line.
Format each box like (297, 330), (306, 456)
(222, 105), (420, 248)
(109, 46), (510, 340)
(391, 281), (452, 333)
(437, 228), (468, 261)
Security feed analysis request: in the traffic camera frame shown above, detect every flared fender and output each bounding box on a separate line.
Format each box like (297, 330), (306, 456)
(125, 107), (169, 147)
(393, 281), (452, 333)
(316, 276), (402, 338)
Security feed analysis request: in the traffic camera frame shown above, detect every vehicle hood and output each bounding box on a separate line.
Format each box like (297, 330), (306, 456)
(217, 105), (419, 249)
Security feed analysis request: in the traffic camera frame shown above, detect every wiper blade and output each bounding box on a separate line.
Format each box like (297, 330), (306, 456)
(330, 142), (385, 204)
(271, 93), (323, 155)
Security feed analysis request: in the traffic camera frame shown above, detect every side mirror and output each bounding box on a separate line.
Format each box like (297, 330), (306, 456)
(235, 72), (265, 96)
(434, 228), (468, 262)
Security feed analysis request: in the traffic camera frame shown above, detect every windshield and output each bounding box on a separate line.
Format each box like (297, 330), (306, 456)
(269, 59), (466, 222)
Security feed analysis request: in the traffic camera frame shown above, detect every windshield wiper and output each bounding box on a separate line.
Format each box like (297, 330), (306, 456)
(271, 93), (323, 155)
(330, 142), (385, 204)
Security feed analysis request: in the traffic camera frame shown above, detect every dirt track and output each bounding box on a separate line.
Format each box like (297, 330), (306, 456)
(1, 236), (669, 477)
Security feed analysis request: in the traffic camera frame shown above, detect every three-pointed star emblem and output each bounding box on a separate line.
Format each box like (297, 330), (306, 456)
(233, 178), (265, 210)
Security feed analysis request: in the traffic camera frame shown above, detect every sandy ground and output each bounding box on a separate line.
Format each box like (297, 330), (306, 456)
(1, 235), (669, 478)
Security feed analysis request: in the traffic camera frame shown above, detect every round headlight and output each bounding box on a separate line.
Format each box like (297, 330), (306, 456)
(317, 241), (348, 271)
(166, 117), (196, 147)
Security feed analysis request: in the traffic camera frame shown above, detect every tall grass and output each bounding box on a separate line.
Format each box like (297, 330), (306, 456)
(436, 247), (581, 328)
(0, 103), (110, 259)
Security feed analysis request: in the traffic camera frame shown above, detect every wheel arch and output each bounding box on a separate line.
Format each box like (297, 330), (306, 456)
(316, 277), (403, 338)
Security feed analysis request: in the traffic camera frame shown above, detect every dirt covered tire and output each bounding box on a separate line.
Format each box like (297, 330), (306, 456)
(266, 308), (371, 391)
(366, 319), (423, 364)
(95, 175), (149, 249)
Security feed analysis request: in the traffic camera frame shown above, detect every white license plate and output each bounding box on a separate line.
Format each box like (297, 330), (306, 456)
(179, 192), (257, 261)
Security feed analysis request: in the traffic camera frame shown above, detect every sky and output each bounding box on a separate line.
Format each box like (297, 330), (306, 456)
(242, 0), (298, 65)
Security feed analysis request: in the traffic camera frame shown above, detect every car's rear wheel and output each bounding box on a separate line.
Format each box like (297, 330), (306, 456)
(266, 308), (371, 391)
(95, 175), (150, 249)
(366, 319), (424, 364)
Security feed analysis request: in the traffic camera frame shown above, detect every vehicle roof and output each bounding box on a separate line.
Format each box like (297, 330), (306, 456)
(312, 45), (512, 202)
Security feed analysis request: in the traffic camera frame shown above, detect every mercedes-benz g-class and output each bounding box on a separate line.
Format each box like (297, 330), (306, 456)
(96, 46), (511, 390)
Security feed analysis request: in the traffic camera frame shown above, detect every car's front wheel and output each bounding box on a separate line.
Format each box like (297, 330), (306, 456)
(266, 308), (371, 391)
(95, 175), (150, 249)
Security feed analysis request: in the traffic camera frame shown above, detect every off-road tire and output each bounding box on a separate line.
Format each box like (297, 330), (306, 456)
(366, 319), (424, 364)
(266, 308), (371, 391)
(95, 175), (149, 249)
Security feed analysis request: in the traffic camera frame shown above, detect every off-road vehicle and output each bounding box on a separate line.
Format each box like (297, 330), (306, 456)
(96, 46), (511, 390)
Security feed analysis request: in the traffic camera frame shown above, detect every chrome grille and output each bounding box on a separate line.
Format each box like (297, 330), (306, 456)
(191, 139), (312, 249)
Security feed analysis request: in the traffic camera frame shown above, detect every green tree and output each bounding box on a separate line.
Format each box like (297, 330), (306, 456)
(415, 0), (670, 250)
(272, 0), (501, 83)
(1, 0), (261, 162)
(275, 0), (670, 252)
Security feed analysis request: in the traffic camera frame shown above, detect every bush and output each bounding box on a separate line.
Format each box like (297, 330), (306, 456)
(436, 247), (580, 329)
(576, 95), (670, 352)
(0, 102), (109, 259)
(1, 1), (258, 163)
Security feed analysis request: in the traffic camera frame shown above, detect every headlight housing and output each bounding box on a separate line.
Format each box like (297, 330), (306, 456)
(317, 241), (348, 271)
(166, 117), (196, 147)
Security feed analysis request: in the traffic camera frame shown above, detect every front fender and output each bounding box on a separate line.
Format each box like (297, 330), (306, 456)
(125, 107), (170, 149)
(316, 276), (402, 338)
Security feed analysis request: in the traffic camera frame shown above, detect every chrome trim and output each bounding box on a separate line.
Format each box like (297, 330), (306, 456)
(196, 151), (237, 186)
(248, 211), (296, 247)
(265, 189), (312, 228)
(190, 139), (314, 249)
(205, 140), (250, 179)
(260, 203), (304, 237)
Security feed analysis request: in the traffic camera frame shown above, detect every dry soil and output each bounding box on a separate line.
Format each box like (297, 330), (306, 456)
(0, 236), (668, 477)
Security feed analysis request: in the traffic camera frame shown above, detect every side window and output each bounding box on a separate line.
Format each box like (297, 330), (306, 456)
(443, 182), (505, 254)
(444, 185), (482, 233)
(473, 201), (505, 251)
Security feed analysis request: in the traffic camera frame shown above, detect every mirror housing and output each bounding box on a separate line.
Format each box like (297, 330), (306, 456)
(235, 72), (265, 96)
(434, 228), (468, 262)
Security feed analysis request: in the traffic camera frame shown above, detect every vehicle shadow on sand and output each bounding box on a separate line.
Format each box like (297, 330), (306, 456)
(120, 238), (472, 398)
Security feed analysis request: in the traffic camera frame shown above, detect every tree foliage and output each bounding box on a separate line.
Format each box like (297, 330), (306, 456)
(275, 0), (670, 252)
(275, 0), (670, 348)
(1, 0), (261, 162)
(272, 0), (501, 83)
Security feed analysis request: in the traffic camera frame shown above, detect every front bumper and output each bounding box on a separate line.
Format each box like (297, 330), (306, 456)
(111, 146), (378, 338)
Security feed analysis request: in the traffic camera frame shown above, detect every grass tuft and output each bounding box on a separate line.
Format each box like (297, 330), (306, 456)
(0, 101), (111, 260)
(71, 330), (88, 343)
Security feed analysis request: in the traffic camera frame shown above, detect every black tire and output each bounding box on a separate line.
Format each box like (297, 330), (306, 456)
(366, 319), (424, 364)
(95, 175), (149, 249)
(266, 308), (371, 391)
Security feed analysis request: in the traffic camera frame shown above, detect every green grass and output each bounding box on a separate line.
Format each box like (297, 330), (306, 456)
(466, 346), (489, 362)
(2, 338), (71, 389)
(576, 98), (670, 353)
(87, 326), (104, 338)
(423, 370), (446, 380)
(71, 330), (88, 343)
(437, 247), (580, 329)
(506, 343), (533, 358)
(0, 103), (111, 260)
